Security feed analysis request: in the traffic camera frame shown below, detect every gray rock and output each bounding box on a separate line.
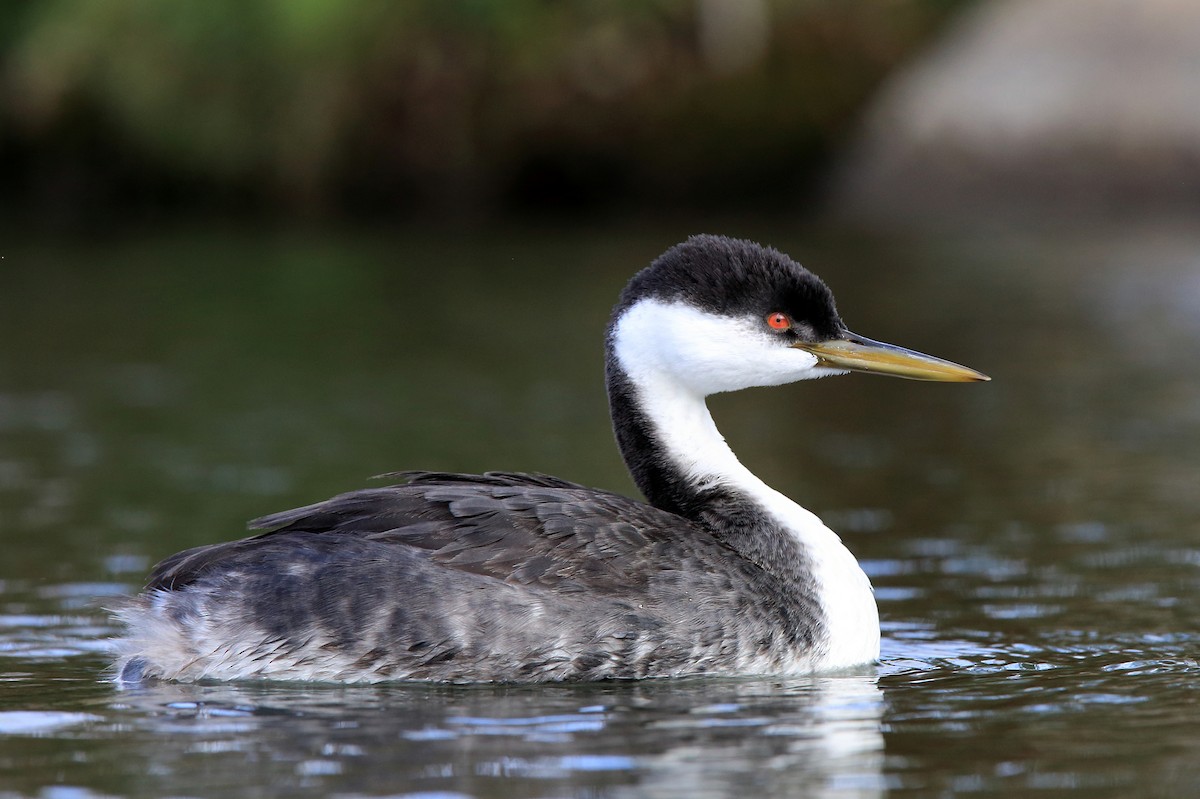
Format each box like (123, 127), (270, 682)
(832, 0), (1200, 224)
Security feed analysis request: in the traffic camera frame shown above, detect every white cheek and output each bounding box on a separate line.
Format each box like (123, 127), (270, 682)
(669, 329), (822, 393)
(615, 300), (829, 396)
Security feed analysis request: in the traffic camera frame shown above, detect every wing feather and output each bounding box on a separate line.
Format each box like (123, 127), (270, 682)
(145, 471), (731, 594)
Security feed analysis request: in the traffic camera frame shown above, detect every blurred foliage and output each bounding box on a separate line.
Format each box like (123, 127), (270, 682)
(2, 0), (971, 224)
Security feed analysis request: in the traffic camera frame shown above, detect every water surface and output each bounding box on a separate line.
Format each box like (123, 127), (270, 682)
(2, 224), (1199, 797)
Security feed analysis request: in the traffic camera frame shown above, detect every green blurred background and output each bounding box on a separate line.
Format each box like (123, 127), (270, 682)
(1, 0), (970, 229)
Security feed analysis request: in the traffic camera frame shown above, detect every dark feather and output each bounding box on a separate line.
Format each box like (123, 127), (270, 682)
(133, 471), (824, 681)
(147, 471), (741, 595)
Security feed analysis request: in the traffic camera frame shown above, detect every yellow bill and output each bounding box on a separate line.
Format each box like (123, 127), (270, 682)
(795, 333), (989, 382)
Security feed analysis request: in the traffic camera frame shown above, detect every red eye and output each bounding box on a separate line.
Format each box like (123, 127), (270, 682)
(766, 312), (791, 330)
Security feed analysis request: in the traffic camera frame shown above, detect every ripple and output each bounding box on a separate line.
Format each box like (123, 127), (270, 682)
(443, 712), (607, 737)
(0, 612), (115, 662)
(0, 710), (103, 735)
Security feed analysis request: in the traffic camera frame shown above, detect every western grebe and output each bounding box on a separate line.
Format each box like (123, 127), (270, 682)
(112, 234), (987, 684)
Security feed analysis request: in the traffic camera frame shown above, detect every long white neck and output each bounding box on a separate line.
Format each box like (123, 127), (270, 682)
(606, 300), (880, 670)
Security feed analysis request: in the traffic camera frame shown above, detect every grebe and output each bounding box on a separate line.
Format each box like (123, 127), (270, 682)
(112, 235), (987, 684)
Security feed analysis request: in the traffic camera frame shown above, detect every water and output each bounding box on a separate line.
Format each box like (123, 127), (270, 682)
(2, 223), (1200, 797)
